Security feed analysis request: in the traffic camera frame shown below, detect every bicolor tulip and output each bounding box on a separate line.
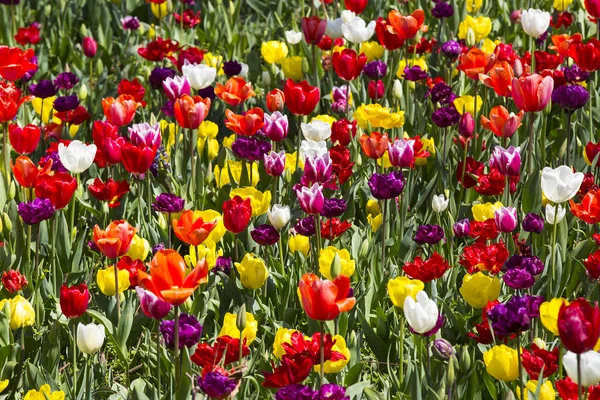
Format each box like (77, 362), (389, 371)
(174, 95), (210, 129)
(298, 273), (356, 321)
(511, 74), (554, 112)
(102, 94), (141, 127)
(172, 210), (217, 246)
(480, 106), (524, 138)
(92, 220), (137, 259)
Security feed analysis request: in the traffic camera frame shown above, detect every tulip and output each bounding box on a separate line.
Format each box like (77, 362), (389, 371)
(298, 273), (356, 321)
(135, 287), (172, 319)
(34, 172), (77, 210)
(511, 74), (554, 113)
(521, 9), (551, 38)
(225, 108), (264, 136)
(367, 80), (384, 101)
(222, 196), (252, 234)
(301, 153), (333, 187)
(58, 140), (97, 174)
(266, 89), (285, 113)
(568, 38), (600, 73)
(332, 49), (367, 81)
(230, 187), (271, 217)
(121, 142), (158, 176)
(97, 266), (130, 295)
(82, 37), (97, 58)
(214, 76), (255, 106)
(174, 95), (211, 129)
(11, 156), (39, 188)
(457, 48), (494, 81)
(479, 61), (514, 97)
(284, 79), (320, 116)
(540, 300), (568, 336)
(522, 212), (544, 233)
(77, 323), (105, 355)
(345, 0), (368, 13)
(300, 140), (328, 162)
(403, 291), (439, 334)
(295, 183), (325, 214)
(341, 14), (376, 43)
(483, 345), (519, 381)
(480, 106), (524, 139)
(359, 132), (389, 159)
(388, 9), (425, 40)
(235, 253), (269, 289)
(319, 247), (355, 279)
(285, 30), (303, 44)
(264, 151), (286, 177)
(0, 47), (37, 81)
(182, 62), (216, 90)
(263, 111), (288, 141)
(301, 16), (327, 45)
(453, 219), (471, 237)
(368, 171), (404, 200)
(541, 165), (584, 203)
(8, 123), (40, 155)
(301, 120), (331, 142)
(585, 0), (600, 19)
(558, 298), (600, 354)
(1, 270), (27, 293)
(172, 210), (217, 246)
(101, 94), (141, 127)
(489, 145), (521, 176)
(571, 189), (600, 224)
(493, 207), (518, 232)
(60, 284), (89, 319)
(219, 311), (259, 344)
(387, 276), (424, 308)
(460, 272), (501, 308)
(432, 194), (449, 213)
(388, 138), (414, 168)
(0, 295), (35, 330)
(267, 205), (291, 230)
(92, 220), (137, 259)
(562, 350), (600, 386)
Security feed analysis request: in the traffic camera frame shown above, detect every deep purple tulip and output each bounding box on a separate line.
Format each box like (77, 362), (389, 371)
(368, 171), (404, 200)
(251, 224), (280, 246)
(53, 95), (79, 112)
(552, 85), (589, 110)
(427, 82), (456, 105)
(18, 198), (55, 225)
(223, 61), (243, 77)
(54, 72), (79, 90)
(232, 136), (271, 161)
(152, 243), (165, 255)
(404, 65), (428, 81)
(214, 256), (232, 275)
(152, 193), (185, 214)
(522, 212), (544, 233)
(432, 106), (461, 127)
(29, 80), (58, 99)
(502, 255), (545, 289)
(197, 86), (216, 100)
(363, 60), (387, 80)
(441, 40), (462, 60)
(160, 313), (202, 349)
(318, 384), (350, 400)
(488, 295), (544, 335)
(432, 0), (454, 18)
(453, 219), (470, 237)
(321, 198), (347, 218)
(198, 371), (237, 398)
(276, 384), (317, 400)
(294, 217), (316, 237)
(563, 64), (589, 84)
(121, 16), (141, 30)
(413, 224), (445, 245)
(149, 67), (177, 90)
(135, 287), (172, 319)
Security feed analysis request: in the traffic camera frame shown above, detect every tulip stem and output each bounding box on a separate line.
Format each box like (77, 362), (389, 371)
(516, 333), (524, 400)
(527, 112), (535, 175)
(319, 320), (325, 388)
(589, 74), (594, 143)
(398, 313), (405, 388)
(85, 357), (91, 400)
(550, 203), (559, 297)
(174, 305), (180, 392)
(381, 199), (386, 272)
(577, 352), (582, 400)
(314, 214), (321, 271)
(2, 123), (9, 192)
(114, 258), (120, 325)
(72, 322), (78, 399)
(565, 111), (572, 166)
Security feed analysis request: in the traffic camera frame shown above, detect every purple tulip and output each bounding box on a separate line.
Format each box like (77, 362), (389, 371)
(427, 82), (456, 105)
(432, 0), (454, 18)
(251, 224), (280, 246)
(223, 61), (243, 77)
(321, 198), (347, 218)
(489, 145), (521, 176)
(488, 295), (544, 335)
(135, 287), (173, 319)
(494, 206), (518, 233)
(276, 384), (317, 400)
(18, 198), (55, 225)
(294, 217), (316, 237)
(198, 86), (215, 100)
(29, 79), (58, 99)
(232, 136), (271, 161)
(563, 64), (589, 84)
(318, 384), (350, 400)
(522, 212), (544, 233)
(121, 16), (140, 30)
(301, 153), (334, 187)
(152, 193), (185, 214)
(152, 243), (165, 255)
(129, 122), (162, 148)
(432, 106), (461, 128)
(502, 255), (545, 289)
(441, 40), (462, 60)
(162, 76), (191, 101)
(197, 371), (237, 398)
(552, 84), (589, 110)
(54, 72), (79, 90)
(368, 171), (404, 200)
(53, 95), (79, 112)
(160, 313), (202, 349)
(404, 66), (428, 81)
(388, 138), (415, 168)
(264, 151), (286, 176)
(453, 219), (471, 237)
(432, 338), (454, 359)
(295, 183), (325, 215)
(363, 60), (387, 80)
(213, 256), (232, 275)
(414, 224), (445, 245)
(263, 111), (289, 141)
(331, 85), (350, 113)
(150, 67), (177, 90)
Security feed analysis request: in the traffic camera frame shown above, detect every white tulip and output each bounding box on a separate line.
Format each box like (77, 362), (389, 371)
(340, 10), (356, 23)
(341, 16), (376, 43)
(326, 18), (344, 39)
(563, 351), (600, 386)
(301, 120), (331, 142)
(58, 140), (97, 174)
(268, 205), (291, 230)
(541, 165), (584, 203)
(181, 61), (216, 90)
(239, 63), (249, 78)
(545, 203), (566, 225)
(432, 194), (449, 213)
(77, 323), (105, 355)
(404, 291), (439, 334)
(285, 30), (303, 45)
(521, 8), (551, 38)
(393, 79), (403, 99)
(300, 140), (328, 162)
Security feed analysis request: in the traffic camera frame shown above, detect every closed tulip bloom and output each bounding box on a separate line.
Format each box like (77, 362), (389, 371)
(404, 291), (439, 334)
(128, 122), (161, 147)
(121, 142), (158, 176)
(82, 37), (97, 58)
(77, 323), (105, 355)
(453, 219), (471, 237)
(483, 345), (519, 381)
(285, 30), (303, 44)
(263, 111), (289, 141)
(300, 139), (328, 161)
(368, 171), (404, 200)
(235, 253), (269, 289)
(102, 95), (141, 127)
(387, 276), (424, 308)
(301, 16), (327, 44)
(174, 95), (211, 129)
(558, 298), (600, 354)
(494, 207), (518, 232)
(522, 212), (544, 233)
(489, 145), (521, 176)
(301, 120), (331, 142)
(34, 172), (77, 209)
(545, 203), (566, 225)
(301, 153), (333, 187)
(222, 196), (252, 234)
(283, 79), (320, 116)
(172, 210), (217, 246)
(97, 266), (130, 295)
(267, 205), (291, 230)
(0, 295), (35, 330)
(332, 49), (367, 80)
(124, 234), (150, 261)
(264, 151), (286, 177)
(266, 89), (285, 113)
(480, 106), (524, 138)
(388, 138), (414, 168)
(295, 183), (325, 214)
(562, 351), (600, 386)
(458, 112), (475, 138)
(298, 273), (356, 321)
(359, 132), (389, 159)
(432, 194), (449, 213)
(214, 76), (255, 106)
(182, 62), (216, 90)
(58, 140), (97, 174)
(521, 9), (551, 38)
(60, 284), (89, 318)
(92, 220), (137, 259)
(511, 74), (554, 112)
(135, 287), (172, 319)
(460, 272), (501, 308)
(162, 76), (191, 101)
(585, 0), (600, 19)
(541, 165), (584, 203)
(8, 123), (40, 155)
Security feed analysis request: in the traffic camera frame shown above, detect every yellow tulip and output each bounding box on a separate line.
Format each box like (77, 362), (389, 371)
(0, 295), (35, 330)
(23, 384), (65, 400)
(354, 104), (404, 130)
(453, 95), (483, 115)
(195, 210), (226, 242)
(319, 247), (355, 279)
(481, 39), (498, 55)
(539, 298), (569, 335)
(230, 187), (271, 217)
(458, 16), (492, 43)
(223, 134), (236, 149)
(273, 327), (299, 358)
(483, 345), (519, 381)
(553, 0), (573, 11)
(186, 239), (223, 269)
(466, 0), (483, 13)
(219, 312), (258, 344)
(150, 0), (171, 19)
(285, 152), (304, 173)
(369, 213), (383, 232)
(312, 114), (337, 126)
(359, 41), (384, 62)
(472, 202), (503, 222)
(96, 266), (130, 296)
(203, 52), (224, 75)
(516, 380), (556, 400)
(197, 137), (219, 160)
(282, 56), (304, 81)
(459, 272), (501, 308)
(314, 334), (351, 373)
(415, 137), (436, 166)
(289, 234), (310, 256)
(396, 57), (428, 79)
(0, 380), (7, 394)
(32, 97), (59, 124)
(235, 253), (268, 289)
(160, 120), (177, 154)
(198, 121), (219, 139)
(124, 234), (150, 261)
(377, 150), (393, 169)
(214, 160), (259, 188)
(262, 41), (289, 64)
(388, 277), (424, 308)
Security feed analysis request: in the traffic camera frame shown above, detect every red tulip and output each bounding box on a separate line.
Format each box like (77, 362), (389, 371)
(402, 252), (451, 283)
(511, 74), (554, 112)
(368, 80), (384, 100)
(54, 106), (91, 126)
(329, 145), (354, 185)
(266, 88), (285, 112)
(331, 119), (357, 147)
(320, 218), (352, 240)
(344, 0), (368, 14)
(224, 108), (264, 136)
(8, 123), (40, 155)
(92, 120), (126, 166)
(60, 283), (89, 318)
(283, 79), (320, 116)
(2, 270), (28, 293)
(298, 273), (356, 321)
(11, 155), (40, 188)
(388, 9), (425, 40)
(117, 256), (146, 287)
(478, 61), (514, 97)
(88, 178), (130, 208)
(301, 16), (327, 45)
(0, 81), (33, 122)
(82, 37), (97, 58)
(92, 220), (137, 259)
(332, 49), (367, 81)
(14, 25), (41, 46)
(568, 38), (600, 72)
(222, 196), (252, 234)
(214, 77), (255, 107)
(102, 95), (141, 127)
(359, 132), (389, 159)
(458, 48), (495, 80)
(375, 17), (404, 50)
(121, 142), (158, 176)
(558, 298), (600, 354)
(34, 172), (77, 209)
(0, 46), (37, 81)
(585, 0), (600, 20)
(550, 33), (582, 58)
(174, 95), (210, 129)
(118, 78), (146, 106)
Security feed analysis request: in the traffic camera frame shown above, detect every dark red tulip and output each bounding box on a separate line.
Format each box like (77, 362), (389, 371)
(558, 298), (600, 354)
(2, 270), (28, 293)
(222, 196), (252, 234)
(60, 283), (90, 318)
(301, 16), (327, 45)
(283, 79), (320, 116)
(344, 0), (368, 14)
(332, 49), (367, 81)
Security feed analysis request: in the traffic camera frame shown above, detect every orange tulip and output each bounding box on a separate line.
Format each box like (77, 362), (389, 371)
(480, 105), (524, 139)
(102, 95), (141, 127)
(224, 108), (264, 136)
(571, 189), (600, 224)
(93, 220), (137, 259)
(359, 132), (389, 160)
(214, 76), (255, 107)
(174, 95), (211, 129)
(388, 9), (426, 40)
(172, 210), (217, 246)
(457, 48), (495, 80)
(550, 33), (582, 58)
(298, 273), (356, 321)
(138, 249), (208, 305)
(11, 155), (41, 188)
(479, 61), (514, 97)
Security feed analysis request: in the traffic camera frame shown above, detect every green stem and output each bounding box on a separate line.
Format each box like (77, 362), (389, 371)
(3, 122), (10, 187)
(85, 357), (91, 400)
(516, 333), (524, 400)
(399, 314), (405, 388)
(174, 305), (180, 392)
(72, 322), (78, 399)
(527, 113), (535, 175)
(381, 199), (386, 271)
(319, 320), (325, 388)
(114, 258), (121, 325)
(577, 352), (582, 400)
(550, 202), (559, 297)
(156, 322), (161, 396)
(314, 214), (321, 272)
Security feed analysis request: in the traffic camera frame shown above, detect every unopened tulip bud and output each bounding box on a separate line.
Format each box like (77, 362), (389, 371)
(3, 213), (12, 232)
(330, 253), (342, 279)
(458, 347), (471, 372)
(82, 37), (98, 58)
(433, 338), (454, 359)
(261, 71), (271, 86)
(8, 181), (15, 200)
(157, 213), (168, 231)
(510, 9), (522, 23)
(513, 58), (523, 78)
(447, 356), (456, 385)
(459, 112), (474, 138)
(77, 323), (105, 355)
(359, 239), (369, 259)
(393, 79), (403, 99)
(71, 227), (78, 242)
(78, 84), (88, 100)
(236, 304), (247, 332)
(466, 28), (476, 47)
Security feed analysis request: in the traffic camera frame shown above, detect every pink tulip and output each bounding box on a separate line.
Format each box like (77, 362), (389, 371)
(511, 74), (554, 112)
